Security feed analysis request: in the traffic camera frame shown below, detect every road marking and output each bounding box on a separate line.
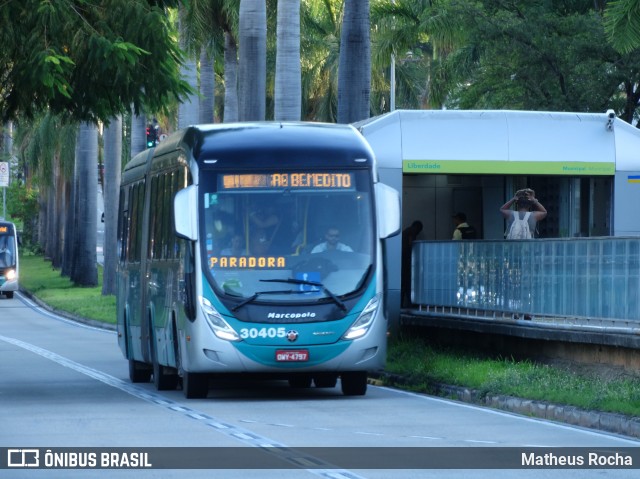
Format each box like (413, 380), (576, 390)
(0, 333), (369, 479)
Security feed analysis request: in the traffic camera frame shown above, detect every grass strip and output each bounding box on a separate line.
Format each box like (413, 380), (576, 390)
(19, 253), (116, 324)
(386, 335), (640, 417)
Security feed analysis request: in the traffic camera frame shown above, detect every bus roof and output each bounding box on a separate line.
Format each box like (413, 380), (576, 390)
(153, 122), (376, 169)
(355, 110), (640, 175)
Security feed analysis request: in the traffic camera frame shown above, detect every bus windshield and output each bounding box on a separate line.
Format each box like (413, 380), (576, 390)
(0, 226), (16, 268)
(200, 169), (374, 303)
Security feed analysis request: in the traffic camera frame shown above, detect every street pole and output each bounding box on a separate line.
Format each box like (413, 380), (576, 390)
(390, 0), (396, 112)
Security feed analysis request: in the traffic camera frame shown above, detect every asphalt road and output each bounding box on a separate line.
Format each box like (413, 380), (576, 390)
(1, 292), (639, 479)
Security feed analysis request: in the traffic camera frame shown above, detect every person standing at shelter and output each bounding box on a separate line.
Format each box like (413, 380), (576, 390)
(452, 212), (477, 240)
(500, 188), (547, 239)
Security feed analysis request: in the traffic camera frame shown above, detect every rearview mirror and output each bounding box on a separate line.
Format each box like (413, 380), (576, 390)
(174, 185), (198, 241)
(375, 182), (401, 239)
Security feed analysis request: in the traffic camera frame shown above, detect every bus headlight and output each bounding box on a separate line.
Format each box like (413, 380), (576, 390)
(5, 269), (16, 281)
(199, 297), (241, 342)
(342, 294), (380, 340)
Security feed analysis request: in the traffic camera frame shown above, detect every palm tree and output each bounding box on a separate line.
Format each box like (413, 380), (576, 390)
(604, 0), (640, 54)
(337, 0), (371, 123)
(102, 116), (122, 296)
(224, 31), (240, 122)
(14, 115), (75, 267)
(130, 110), (147, 158)
(178, 5), (201, 128)
(300, 0), (343, 122)
(274, 0), (301, 121)
(200, 46), (216, 123)
(238, 0), (267, 121)
(69, 122), (98, 286)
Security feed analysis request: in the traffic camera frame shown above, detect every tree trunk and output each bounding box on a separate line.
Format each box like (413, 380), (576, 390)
(337, 0), (371, 124)
(200, 47), (215, 124)
(238, 0), (267, 121)
(102, 116), (122, 296)
(130, 109), (147, 158)
(178, 5), (200, 129)
(69, 122), (98, 286)
(275, 0), (301, 121)
(223, 32), (239, 123)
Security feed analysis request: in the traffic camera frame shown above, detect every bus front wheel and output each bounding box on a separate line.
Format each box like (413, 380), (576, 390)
(340, 371), (368, 396)
(183, 372), (209, 399)
(129, 359), (152, 383)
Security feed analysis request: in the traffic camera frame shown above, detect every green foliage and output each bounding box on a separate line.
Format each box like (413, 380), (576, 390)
(6, 184), (38, 250)
(387, 335), (640, 417)
(19, 253), (116, 324)
(604, 0), (640, 54)
(0, 0), (193, 123)
(438, 0), (640, 116)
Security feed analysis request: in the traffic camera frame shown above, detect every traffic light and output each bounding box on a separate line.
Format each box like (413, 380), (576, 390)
(146, 125), (157, 148)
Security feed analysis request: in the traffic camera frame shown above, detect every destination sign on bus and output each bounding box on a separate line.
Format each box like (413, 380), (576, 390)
(0, 226), (9, 233)
(219, 172), (354, 190)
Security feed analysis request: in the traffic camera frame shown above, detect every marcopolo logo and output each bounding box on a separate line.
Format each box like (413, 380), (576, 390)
(267, 312), (316, 320)
(8, 449), (40, 467)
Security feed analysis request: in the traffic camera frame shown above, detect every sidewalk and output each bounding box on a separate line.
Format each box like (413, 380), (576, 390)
(370, 371), (640, 440)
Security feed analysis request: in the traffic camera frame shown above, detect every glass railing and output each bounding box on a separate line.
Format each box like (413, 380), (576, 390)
(412, 238), (640, 322)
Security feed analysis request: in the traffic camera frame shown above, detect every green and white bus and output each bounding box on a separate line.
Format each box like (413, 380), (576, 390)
(116, 122), (400, 398)
(0, 220), (19, 299)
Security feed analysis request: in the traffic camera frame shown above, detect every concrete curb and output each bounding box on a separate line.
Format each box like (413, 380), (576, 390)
(371, 371), (640, 440)
(19, 289), (117, 332)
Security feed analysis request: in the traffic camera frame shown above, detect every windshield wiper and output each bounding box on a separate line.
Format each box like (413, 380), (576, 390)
(260, 278), (347, 312)
(231, 289), (309, 312)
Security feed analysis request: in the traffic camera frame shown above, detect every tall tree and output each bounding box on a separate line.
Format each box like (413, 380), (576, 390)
(437, 0), (640, 121)
(200, 47), (216, 123)
(337, 0), (371, 123)
(0, 0), (191, 124)
(224, 31), (240, 122)
(131, 112), (147, 158)
(300, 0), (343, 122)
(274, 0), (302, 121)
(102, 116), (122, 295)
(69, 122), (98, 286)
(178, 5), (201, 128)
(238, 0), (267, 121)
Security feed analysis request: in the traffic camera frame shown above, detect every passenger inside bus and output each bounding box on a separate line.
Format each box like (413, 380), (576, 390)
(311, 227), (353, 253)
(220, 234), (247, 256)
(249, 205), (281, 255)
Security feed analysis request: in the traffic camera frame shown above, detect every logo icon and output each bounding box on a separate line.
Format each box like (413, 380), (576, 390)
(8, 449), (40, 468)
(286, 330), (299, 342)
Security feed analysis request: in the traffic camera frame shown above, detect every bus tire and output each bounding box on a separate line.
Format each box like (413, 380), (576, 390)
(183, 372), (209, 399)
(129, 358), (152, 383)
(150, 324), (178, 391)
(126, 318), (152, 383)
(5, 291), (13, 299)
(340, 371), (368, 396)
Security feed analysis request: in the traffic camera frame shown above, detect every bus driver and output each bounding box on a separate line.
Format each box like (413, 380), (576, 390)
(311, 227), (353, 253)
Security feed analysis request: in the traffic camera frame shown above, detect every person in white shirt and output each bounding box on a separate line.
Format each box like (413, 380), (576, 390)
(311, 227), (353, 253)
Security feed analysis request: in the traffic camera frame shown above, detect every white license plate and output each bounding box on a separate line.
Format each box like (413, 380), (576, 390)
(276, 350), (309, 362)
